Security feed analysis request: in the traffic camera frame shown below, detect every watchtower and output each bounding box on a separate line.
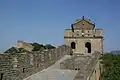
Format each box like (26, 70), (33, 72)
(64, 16), (104, 54)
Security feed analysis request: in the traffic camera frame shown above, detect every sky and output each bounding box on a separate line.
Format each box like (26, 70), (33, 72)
(0, 0), (120, 52)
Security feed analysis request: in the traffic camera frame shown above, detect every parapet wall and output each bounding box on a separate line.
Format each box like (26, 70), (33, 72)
(60, 51), (101, 80)
(0, 45), (72, 80)
(64, 29), (103, 38)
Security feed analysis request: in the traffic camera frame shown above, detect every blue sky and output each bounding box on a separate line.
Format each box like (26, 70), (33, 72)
(0, 0), (120, 52)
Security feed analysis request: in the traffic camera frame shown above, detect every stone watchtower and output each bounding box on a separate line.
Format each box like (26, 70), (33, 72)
(64, 16), (104, 54)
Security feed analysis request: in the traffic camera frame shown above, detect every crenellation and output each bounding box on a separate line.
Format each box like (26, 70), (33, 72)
(94, 29), (103, 37)
(60, 52), (101, 80)
(0, 45), (72, 80)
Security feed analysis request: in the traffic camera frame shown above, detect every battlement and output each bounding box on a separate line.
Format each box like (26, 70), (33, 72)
(64, 29), (103, 38)
(60, 51), (101, 80)
(0, 45), (72, 80)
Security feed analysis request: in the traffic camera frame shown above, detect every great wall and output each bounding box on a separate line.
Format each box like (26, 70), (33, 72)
(0, 46), (102, 80)
(0, 45), (72, 80)
(0, 17), (104, 80)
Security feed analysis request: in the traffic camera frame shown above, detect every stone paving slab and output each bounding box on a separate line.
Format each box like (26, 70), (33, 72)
(24, 69), (77, 80)
(23, 55), (78, 80)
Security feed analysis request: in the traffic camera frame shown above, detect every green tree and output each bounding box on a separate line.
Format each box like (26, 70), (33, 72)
(31, 42), (45, 51)
(44, 44), (55, 49)
(4, 47), (18, 53)
(100, 53), (120, 80)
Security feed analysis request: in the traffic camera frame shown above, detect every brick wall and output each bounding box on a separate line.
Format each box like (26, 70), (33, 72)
(0, 45), (72, 80)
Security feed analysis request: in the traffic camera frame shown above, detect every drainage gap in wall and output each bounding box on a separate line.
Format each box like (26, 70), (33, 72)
(23, 68), (25, 73)
(0, 73), (4, 80)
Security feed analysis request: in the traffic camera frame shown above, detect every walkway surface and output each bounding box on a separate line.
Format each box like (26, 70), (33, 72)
(23, 55), (78, 80)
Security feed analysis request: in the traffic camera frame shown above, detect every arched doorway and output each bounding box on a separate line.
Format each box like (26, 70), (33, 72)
(85, 42), (91, 53)
(71, 42), (76, 49)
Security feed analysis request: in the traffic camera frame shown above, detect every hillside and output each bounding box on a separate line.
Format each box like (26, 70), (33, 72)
(100, 53), (120, 80)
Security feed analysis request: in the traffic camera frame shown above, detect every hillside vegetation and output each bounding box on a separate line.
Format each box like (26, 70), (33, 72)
(4, 43), (55, 53)
(100, 53), (120, 80)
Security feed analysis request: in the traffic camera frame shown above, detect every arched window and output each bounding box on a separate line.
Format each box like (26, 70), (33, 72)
(85, 42), (91, 53)
(71, 42), (76, 49)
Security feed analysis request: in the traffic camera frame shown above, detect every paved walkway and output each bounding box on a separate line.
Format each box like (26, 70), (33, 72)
(23, 55), (78, 80)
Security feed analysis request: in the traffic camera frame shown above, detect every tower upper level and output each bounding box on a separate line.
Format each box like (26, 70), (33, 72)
(71, 16), (95, 30)
(64, 17), (103, 38)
